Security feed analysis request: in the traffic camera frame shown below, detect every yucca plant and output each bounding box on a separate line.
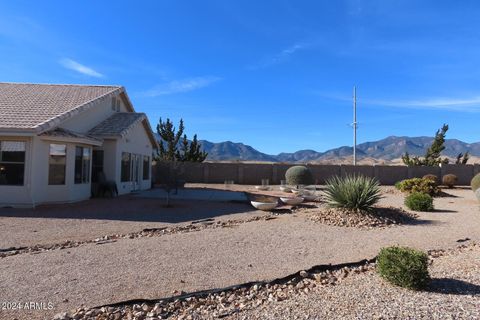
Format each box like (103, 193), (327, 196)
(324, 175), (382, 212)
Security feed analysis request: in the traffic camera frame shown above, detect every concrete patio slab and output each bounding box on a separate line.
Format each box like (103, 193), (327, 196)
(136, 187), (248, 202)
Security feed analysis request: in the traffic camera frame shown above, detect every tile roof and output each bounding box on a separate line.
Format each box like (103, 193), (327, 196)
(88, 112), (147, 137)
(39, 128), (103, 145)
(0, 83), (122, 130)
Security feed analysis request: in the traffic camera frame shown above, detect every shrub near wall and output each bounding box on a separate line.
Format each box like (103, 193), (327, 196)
(285, 166), (314, 187)
(442, 174), (457, 188)
(397, 178), (439, 196)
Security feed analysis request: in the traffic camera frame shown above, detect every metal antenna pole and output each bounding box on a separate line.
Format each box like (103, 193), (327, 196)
(353, 86), (357, 166)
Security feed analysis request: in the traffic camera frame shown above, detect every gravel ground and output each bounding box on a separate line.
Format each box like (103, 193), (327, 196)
(229, 244), (480, 320)
(0, 195), (260, 248)
(0, 186), (478, 319)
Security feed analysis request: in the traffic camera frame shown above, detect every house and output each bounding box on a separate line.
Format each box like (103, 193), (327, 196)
(0, 83), (158, 208)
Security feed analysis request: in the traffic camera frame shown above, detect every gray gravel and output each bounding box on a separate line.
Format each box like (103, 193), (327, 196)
(229, 244), (480, 320)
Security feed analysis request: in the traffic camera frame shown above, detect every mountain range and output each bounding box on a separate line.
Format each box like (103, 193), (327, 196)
(197, 136), (480, 164)
(154, 133), (480, 163)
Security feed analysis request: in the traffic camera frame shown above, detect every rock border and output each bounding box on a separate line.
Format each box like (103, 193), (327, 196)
(54, 242), (477, 320)
(0, 215), (277, 259)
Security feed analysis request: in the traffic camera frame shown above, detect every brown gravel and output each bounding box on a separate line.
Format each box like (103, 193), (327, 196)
(306, 206), (418, 229)
(0, 186), (479, 319)
(56, 243), (480, 320)
(229, 243), (480, 320)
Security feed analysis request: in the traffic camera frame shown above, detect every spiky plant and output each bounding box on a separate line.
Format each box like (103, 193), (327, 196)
(324, 175), (382, 212)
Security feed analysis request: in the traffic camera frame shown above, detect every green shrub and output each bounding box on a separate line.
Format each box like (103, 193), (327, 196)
(422, 174), (439, 186)
(324, 175), (382, 212)
(397, 178), (439, 196)
(285, 166), (314, 186)
(471, 173), (480, 192)
(442, 174), (458, 188)
(394, 181), (402, 190)
(405, 192), (434, 211)
(377, 246), (430, 290)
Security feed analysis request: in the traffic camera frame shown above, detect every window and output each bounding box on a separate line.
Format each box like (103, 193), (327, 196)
(75, 147), (91, 184)
(91, 150), (104, 183)
(121, 152), (131, 182)
(49, 144), (66, 185)
(0, 141), (25, 186)
(143, 156), (150, 180)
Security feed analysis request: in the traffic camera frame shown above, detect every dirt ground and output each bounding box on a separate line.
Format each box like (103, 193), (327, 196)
(0, 185), (478, 319)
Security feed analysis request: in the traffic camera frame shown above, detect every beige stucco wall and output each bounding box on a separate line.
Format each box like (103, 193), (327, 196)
(60, 93), (129, 133)
(115, 121), (153, 195)
(0, 136), (33, 207)
(30, 136), (92, 205)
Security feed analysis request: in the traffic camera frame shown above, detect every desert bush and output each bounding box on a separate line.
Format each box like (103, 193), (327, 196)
(442, 174), (458, 188)
(377, 246), (430, 290)
(324, 175), (382, 212)
(422, 174), (439, 186)
(285, 166), (314, 187)
(394, 181), (402, 190)
(405, 192), (434, 211)
(397, 178), (439, 196)
(471, 173), (480, 191)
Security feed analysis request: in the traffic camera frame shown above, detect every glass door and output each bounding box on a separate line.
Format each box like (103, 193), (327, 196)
(131, 154), (140, 191)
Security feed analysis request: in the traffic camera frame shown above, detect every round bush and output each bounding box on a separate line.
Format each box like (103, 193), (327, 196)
(377, 246), (430, 290)
(442, 174), (458, 188)
(285, 166), (314, 186)
(397, 178), (439, 196)
(422, 174), (439, 186)
(471, 173), (480, 192)
(405, 192), (434, 211)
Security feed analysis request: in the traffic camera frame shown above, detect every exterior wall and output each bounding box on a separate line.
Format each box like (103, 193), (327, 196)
(30, 136), (92, 205)
(59, 93), (129, 134)
(115, 122), (153, 195)
(0, 136), (33, 207)
(101, 139), (117, 182)
(154, 162), (478, 186)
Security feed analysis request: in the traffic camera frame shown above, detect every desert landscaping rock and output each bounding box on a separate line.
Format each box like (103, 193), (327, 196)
(0, 214), (275, 259)
(306, 206), (418, 229)
(56, 243), (479, 320)
(1, 186), (479, 319)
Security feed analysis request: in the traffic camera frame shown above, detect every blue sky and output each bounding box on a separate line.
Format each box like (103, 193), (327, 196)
(1, 1), (480, 154)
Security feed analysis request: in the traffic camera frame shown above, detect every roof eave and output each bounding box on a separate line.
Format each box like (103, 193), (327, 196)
(0, 128), (36, 136)
(39, 135), (103, 147)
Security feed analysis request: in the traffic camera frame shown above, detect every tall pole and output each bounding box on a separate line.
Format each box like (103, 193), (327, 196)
(353, 86), (357, 166)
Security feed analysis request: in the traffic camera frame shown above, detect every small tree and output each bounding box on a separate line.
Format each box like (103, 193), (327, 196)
(455, 152), (469, 165)
(402, 124), (449, 166)
(156, 118), (208, 162)
(178, 134), (208, 162)
(157, 118), (184, 161)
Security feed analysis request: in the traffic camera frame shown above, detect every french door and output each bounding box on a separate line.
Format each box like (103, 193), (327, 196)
(131, 154), (141, 191)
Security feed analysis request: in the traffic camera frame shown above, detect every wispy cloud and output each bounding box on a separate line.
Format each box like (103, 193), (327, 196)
(142, 76), (221, 97)
(313, 91), (480, 112)
(249, 42), (310, 70)
(60, 58), (104, 78)
(364, 97), (480, 112)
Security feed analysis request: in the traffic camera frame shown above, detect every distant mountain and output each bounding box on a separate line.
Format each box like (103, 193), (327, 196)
(199, 140), (277, 162)
(154, 132), (480, 163)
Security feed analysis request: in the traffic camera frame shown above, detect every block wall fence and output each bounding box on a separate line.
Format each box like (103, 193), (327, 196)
(153, 162), (480, 186)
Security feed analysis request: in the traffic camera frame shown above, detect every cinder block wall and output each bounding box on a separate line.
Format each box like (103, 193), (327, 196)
(153, 162), (477, 186)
